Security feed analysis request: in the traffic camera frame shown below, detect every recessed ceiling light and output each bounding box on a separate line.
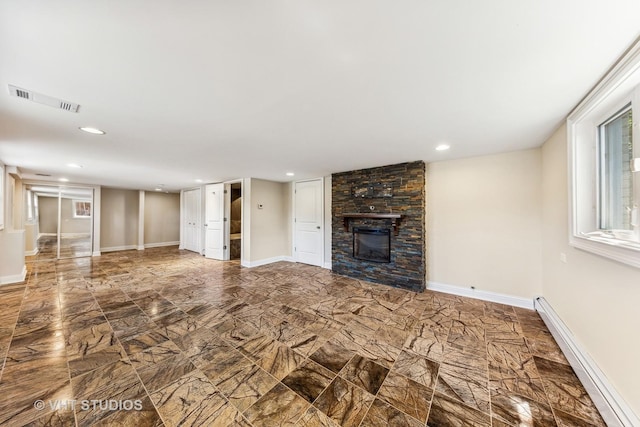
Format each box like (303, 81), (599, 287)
(67, 163), (83, 168)
(195, 179), (203, 183)
(435, 144), (450, 151)
(155, 188), (162, 192)
(59, 178), (69, 182)
(286, 172), (295, 176)
(79, 127), (105, 135)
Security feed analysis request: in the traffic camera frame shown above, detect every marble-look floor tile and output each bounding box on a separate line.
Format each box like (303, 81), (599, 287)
(376, 371), (432, 423)
(74, 376), (150, 426)
(490, 387), (557, 426)
(313, 377), (375, 427)
(310, 340), (355, 374)
(136, 354), (197, 393)
(436, 363), (491, 413)
(296, 406), (341, 427)
(67, 344), (127, 377)
(119, 329), (169, 356)
(553, 408), (601, 427)
(256, 342), (305, 380)
(151, 370), (239, 427)
(92, 396), (163, 427)
(71, 359), (136, 398)
(213, 363), (278, 412)
(339, 355), (389, 395)
(533, 356), (606, 426)
(359, 398), (423, 427)
(0, 248), (604, 426)
(427, 392), (491, 427)
(243, 382), (309, 426)
(282, 359), (336, 403)
(128, 340), (182, 369)
(391, 350), (439, 388)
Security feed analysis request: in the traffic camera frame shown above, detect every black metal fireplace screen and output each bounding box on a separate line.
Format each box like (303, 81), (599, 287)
(353, 227), (391, 263)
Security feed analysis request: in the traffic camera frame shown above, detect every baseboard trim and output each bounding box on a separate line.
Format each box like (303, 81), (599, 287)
(242, 256), (294, 268)
(100, 245), (137, 253)
(92, 251), (101, 257)
(0, 265), (27, 285)
(535, 297), (638, 427)
(144, 241), (180, 249)
(25, 248), (38, 256)
(426, 281), (534, 309)
(427, 282), (533, 310)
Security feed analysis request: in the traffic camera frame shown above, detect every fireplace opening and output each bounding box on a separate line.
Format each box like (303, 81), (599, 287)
(353, 227), (391, 263)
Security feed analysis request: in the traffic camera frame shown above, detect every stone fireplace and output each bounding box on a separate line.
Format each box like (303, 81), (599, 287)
(331, 161), (426, 292)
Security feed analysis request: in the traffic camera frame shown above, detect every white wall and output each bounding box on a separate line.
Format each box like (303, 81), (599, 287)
(100, 188), (139, 251)
(144, 191), (180, 246)
(246, 178), (291, 263)
(427, 149), (543, 298)
(541, 124), (640, 417)
(0, 169), (26, 284)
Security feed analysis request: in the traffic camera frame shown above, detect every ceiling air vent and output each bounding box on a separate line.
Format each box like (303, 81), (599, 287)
(8, 84), (80, 113)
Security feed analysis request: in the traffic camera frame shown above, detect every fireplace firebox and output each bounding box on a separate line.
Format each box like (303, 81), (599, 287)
(353, 227), (391, 263)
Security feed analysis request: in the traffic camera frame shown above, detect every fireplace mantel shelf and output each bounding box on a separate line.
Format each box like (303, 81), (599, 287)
(340, 213), (404, 235)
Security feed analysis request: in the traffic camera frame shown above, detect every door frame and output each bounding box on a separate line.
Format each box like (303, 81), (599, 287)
(225, 179), (244, 264)
(22, 181), (99, 259)
(292, 177), (325, 267)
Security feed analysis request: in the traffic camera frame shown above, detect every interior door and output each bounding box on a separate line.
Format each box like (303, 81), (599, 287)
(294, 179), (323, 266)
(204, 183), (228, 260)
(183, 189), (200, 253)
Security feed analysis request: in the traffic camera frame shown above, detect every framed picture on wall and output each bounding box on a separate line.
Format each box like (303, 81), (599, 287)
(73, 200), (91, 218)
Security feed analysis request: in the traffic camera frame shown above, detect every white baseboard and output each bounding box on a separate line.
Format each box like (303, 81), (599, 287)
(242, 256), (294, 268)
(92, 251), (101, 257)
(144, 241), (180, 249)
(535, 297), (639, 427)
(25, 248), (38, 256)
(0, 265), (27, 285)
(100, 245), (137, 253)
(426, 281), (534, 309)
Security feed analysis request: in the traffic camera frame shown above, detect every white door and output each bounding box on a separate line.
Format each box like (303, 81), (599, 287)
(183, 189), (201, 253)
(205, 183), (228, 260)
(294, 179), (323, 267)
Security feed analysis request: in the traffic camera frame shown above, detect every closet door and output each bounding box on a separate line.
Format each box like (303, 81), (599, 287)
(204, 183), (227, 260)
(183, 189), (201, 253)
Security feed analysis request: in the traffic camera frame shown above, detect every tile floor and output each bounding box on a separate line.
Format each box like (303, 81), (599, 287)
(0, 246), (605, 426)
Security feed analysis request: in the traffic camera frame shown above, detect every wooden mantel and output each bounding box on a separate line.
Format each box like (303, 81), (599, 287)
(340, 213), (404, 235)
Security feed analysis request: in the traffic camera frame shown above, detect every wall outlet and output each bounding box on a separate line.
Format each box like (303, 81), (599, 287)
(560, 252), (567, 263)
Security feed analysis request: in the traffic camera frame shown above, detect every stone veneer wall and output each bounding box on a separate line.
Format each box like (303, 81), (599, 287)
(331, 161), (426, 292)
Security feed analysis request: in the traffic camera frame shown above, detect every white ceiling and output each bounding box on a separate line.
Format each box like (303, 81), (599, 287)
(1, 1), (639, 192)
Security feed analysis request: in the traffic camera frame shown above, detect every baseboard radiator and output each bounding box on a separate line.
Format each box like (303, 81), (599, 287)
(534, 297), (639, 427)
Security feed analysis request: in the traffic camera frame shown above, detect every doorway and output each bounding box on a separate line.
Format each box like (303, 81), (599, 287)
(26, 185), (94, 260)
(204, 180), (242, 261)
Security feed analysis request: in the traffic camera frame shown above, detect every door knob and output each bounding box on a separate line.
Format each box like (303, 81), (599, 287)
(316, 226), (321, 229)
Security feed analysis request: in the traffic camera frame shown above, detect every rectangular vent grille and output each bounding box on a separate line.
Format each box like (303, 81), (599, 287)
(8, 84), (80, 113)
(15, 89), (30, 99)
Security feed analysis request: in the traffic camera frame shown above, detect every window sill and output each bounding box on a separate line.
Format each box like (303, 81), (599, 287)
(570, 234), (640, 268)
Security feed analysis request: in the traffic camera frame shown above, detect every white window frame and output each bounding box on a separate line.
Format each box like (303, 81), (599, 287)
(568, 40), (640, 268)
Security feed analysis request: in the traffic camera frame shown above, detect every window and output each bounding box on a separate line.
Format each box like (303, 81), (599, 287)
(73, 200), (91, 218)
(598, 105), (635, 232)
(568, 41), (640, 268)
